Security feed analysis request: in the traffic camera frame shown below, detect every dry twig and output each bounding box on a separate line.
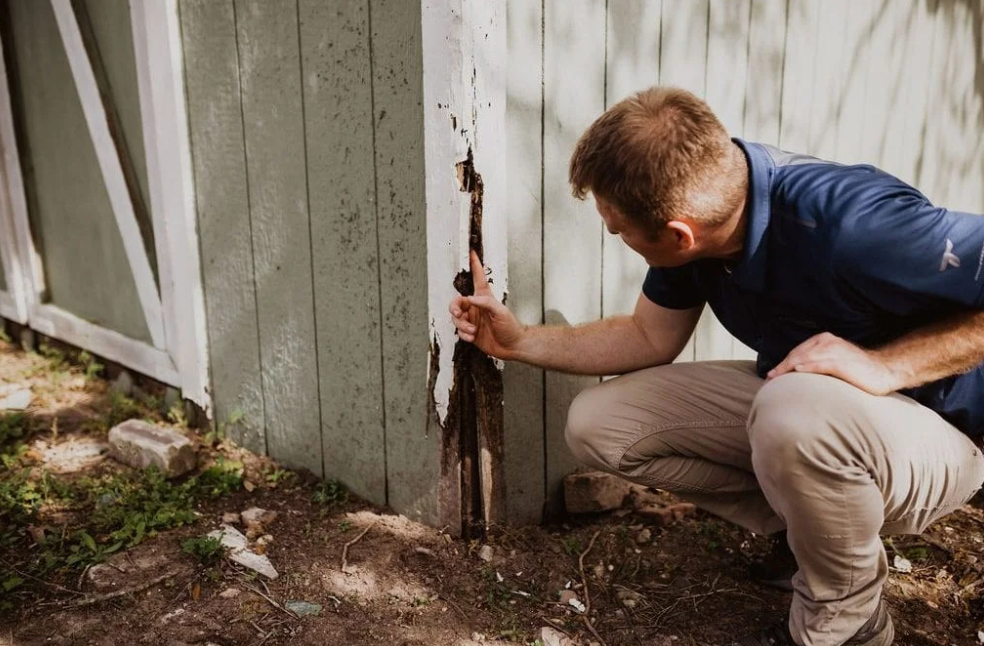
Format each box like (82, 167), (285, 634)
(69, 572), (175, 607)
(341, 521), (377, 573)
(578, 530), (607, 646)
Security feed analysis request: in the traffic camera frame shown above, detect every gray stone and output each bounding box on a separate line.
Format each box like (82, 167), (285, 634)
(0, 389), (31, 411)
(207, 525), (278, 579)
(563, 470), (632, 514)
(108, 420), (196, 477)
(477, 545), (494, 562)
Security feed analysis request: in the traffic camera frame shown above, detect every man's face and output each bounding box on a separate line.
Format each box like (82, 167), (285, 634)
(595, 195), (694, 267)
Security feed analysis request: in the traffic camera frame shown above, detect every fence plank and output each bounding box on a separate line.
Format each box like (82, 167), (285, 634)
(504, 0), (545, 524)
(234, 0), (321, 475)
(859, 0), (907, 170)
(896, 0), (939, 189)
(179, 0), (266, 452)
(369, 0), (438, 525)
(601, 0), (660, 321)
(807, 0), (849, 161)
(778, 0), (819, 154)
(833, 0), (876, 165)
(298, 0), (385, 500)
(542, 0), (606, 509)
(744, 0), (786, 146)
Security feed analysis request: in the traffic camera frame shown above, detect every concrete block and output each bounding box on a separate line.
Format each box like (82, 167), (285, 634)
(563, 470), (632, 514)
(108, 420), (196, 477)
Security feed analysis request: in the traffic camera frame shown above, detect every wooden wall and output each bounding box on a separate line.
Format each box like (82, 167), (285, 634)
(503, 0), (984, 522)
(175, 0), (983, 526)
(180, 0), (438, 523)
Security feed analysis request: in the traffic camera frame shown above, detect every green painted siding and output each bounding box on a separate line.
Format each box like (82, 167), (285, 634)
(1, 0), (151, 343)
(179, 0), (433, 521)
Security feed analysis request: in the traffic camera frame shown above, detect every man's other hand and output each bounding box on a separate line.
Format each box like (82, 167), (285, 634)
(767, 332), (901, 396)
(448, 251), (525, 360)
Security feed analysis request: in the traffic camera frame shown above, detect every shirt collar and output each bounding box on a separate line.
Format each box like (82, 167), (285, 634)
(729, 138), (774, 293)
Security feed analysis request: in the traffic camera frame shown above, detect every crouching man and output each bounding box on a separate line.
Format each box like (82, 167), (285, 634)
(449, 87), (984, 646)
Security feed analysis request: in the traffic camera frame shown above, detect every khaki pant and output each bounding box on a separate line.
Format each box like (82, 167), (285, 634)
(565, 361), (984, 646)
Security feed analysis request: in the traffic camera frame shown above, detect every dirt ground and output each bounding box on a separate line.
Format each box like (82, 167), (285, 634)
(2, 339), (984, 646)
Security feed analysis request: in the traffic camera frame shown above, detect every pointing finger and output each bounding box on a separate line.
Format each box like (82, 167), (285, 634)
(470, 250), (490, 293)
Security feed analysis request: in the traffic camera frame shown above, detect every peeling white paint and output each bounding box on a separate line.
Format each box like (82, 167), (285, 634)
(421, 0), (506, 424)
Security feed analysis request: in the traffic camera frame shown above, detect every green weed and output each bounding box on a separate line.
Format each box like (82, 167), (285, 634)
(181, 535), (223, 566)
(313, 479), (348, 506)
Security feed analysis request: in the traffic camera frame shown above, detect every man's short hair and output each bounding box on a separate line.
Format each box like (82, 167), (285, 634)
(569, 86), (744, 231)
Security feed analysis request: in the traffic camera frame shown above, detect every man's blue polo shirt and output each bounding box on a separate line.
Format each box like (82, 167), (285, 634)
(642, 139), (984, 437)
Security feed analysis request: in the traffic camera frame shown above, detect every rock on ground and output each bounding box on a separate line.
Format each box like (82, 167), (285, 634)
(108, 420), (196, 477)
(563, 470), (633, 513)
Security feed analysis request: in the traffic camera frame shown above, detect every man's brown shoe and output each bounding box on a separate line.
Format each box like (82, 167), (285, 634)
(728, 598), (894, 646)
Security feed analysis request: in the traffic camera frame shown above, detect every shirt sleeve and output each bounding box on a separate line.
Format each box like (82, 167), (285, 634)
(835, 178), (984, 313)
(641, 264), (706, 309)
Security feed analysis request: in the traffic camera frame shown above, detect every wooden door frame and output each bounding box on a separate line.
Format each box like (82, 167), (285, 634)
(0, 0), (210, 414)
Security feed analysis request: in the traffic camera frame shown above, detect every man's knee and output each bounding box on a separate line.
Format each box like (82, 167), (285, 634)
(748, 373), (844, 477)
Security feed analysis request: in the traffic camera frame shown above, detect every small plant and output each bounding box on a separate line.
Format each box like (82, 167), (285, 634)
(560, 536), (582, 556)
(264, 468), (295, 487)
(181, 535), (223, 566)
(313, 479), (348, 506)
(78, 351), (104, 379)
(203, 409), (244, 446)
(338, 519), (352, 532)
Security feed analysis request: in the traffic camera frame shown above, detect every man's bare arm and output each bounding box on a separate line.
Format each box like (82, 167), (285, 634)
(768, 310), (984, 395)
(449, 252), (700, 376)
(509, 296), (702, 375)
(874, 310), (984, 389)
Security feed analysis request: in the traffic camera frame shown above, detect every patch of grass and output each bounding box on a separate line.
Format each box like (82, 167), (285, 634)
(181, 535), (223, 567)
(78, 351), (104, 380)
(0, 329), (11, 344)
(313, 479), (348, 507)
(264, 467), (295, 487)
(0, 459), (244, 609)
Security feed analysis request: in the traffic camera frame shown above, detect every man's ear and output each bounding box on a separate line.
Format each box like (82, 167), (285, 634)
(664, 220), (696, 251)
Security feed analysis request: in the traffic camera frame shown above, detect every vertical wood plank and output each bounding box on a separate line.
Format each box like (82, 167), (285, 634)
(234, 0), (321, 474)
(706, 0), (754, 361)
(601, 0), (660, 320)
(179, 0), (266, 452)
(370, 0), (438, 524)
(744, 0), (787, 146)
(806, 0), (849, 161)
(858, 0), (907, 169)
(778, 0), (820, 154)
(542, 0), (606, 508)
(299, 0), (385, 501)
(935, 0), (984, 213)
(896, 0), (939, 189)
(504, 0), (545, 524)
(833, 0), (877, 165)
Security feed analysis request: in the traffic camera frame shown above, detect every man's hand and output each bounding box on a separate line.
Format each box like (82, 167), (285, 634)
(767, 332), (902, 395)
(449, 251), (526, 359)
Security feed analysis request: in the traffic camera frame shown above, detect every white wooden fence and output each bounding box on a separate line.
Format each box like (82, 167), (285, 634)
(503, 0), (984, 522)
